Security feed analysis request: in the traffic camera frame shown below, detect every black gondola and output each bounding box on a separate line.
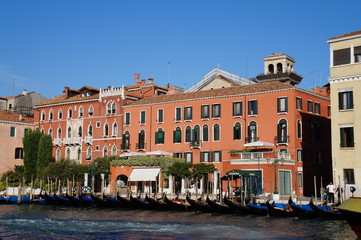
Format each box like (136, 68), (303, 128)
(206, 196), (233, 214)
(266, 200), (294, 217)
(66, 193), (92, 207)
(223, 197), (251, 215)
(288, 197), (316, 218)
(103, 194), (124, 208)
(145, 195), (174, 211)
(186, 194), (213, 213)
(90, 194), (112, 207)
(246, 202), (268, 216)
(53, 194), (73, 206)
(309, 199), (343, 220)
(164, 195), (193, 212)
(117, 194), (136, 209)
(130, 195), (154, 210)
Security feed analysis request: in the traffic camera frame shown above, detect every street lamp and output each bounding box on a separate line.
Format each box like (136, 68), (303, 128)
(267, 154), (285, 194)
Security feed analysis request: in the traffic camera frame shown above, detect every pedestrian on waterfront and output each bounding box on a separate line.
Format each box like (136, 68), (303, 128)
(326, 182), (336, 204)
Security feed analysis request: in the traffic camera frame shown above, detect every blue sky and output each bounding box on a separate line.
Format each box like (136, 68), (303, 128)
(0, 0), (360, 98)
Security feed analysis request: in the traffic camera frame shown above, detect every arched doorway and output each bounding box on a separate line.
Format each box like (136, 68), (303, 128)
(116, 174), (128, 194)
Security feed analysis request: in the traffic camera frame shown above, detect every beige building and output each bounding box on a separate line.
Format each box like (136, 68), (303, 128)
(328, 30), (361, 198)
(0, 111), (33, 174)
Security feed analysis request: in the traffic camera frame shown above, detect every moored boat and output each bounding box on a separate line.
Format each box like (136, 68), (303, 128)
(223, 197), (251, 215)
(186, 194), (213, 213)
(145, 195), (174, 211)
(266, 200), (294, 217)
(309, 199), (343, 220)
(117, 194), (136, 209)
(337, 197), (361, 238)
(130, 195), (154, 210)
(206, 196), (233, 214)
(246, 202), (268, 216)
(288, 197), (316, 218)
(164, 195), (193, 211)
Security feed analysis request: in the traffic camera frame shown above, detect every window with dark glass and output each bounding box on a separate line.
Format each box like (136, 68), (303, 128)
(185, 126), (192, 142)
(78, 126), (82, 137)
(125, 112), (130, 125)
(79, 107), (84, 118)
(328, 106), (331, 117)
(175, 107), (182, 122)
(212, 151), (222, 162)
(88, 125), (93, 136)
(248, 100), (258, 115)
(354, 46), (361, 63)
(297, 149), (303, 162)
(314, 102), (320, 114)
(340, 127), (354, 148)
(15, 148), (23, 159)
(203, 125), (208, 142)
(173, 152), (182, 158)
(247, 121), (257, 142)
(173, 127), (181, 143)
(140, 111), (146, 124)
(277, 119), (288, 143)
(315, 123), (321, 141)
(184, 107), (192, 121)
(104, 123), (109, 137)
(88, 106), (94, 116)
(213, 124), (220, 141)
(277, 97), (288, 113)
(297, 120), (302, 139)
(122, 131), (130, 150)
(307, 100), (313, 112)
(233, 122), (241, 140)
(200, 151), (210, 163)
(157, 109), (164, 123)
(68, 108), (72, 119)
(111, 102), (116, 114)
(185, 152), (193, 163)
(298, 173), (303, 187)
(233, 101), (242, 117)
(333, 48), (350, 66)
(10, 127), (16, 137)
(58, 110), (63, 119)
(296, 97), (302, 110)
(338, 91), (353, 110)
(192, 125), (200, 146)
(41, 111), (45, 121)
(138, 130), (145, 149)
(201, 105), (210, 119)
(212, 104), (221, 118)
(155, 128), (164, 144)
(49, 110), (53, 121)
(344, 169), (355, 184)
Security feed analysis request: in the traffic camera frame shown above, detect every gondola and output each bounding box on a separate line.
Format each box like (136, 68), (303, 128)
(117, 194), (136, 209)
(246, 202), (268, 216)
(309, 199), (343, 220)
(6, 196), (30, 204)
(288, 197), (316, 218)
(103, 194), (124, 208)
(66, 193), (92, 207)
(79, 195), (97, 206)
(145, 195), (174, 211)
(223, 197), (251, 215)
(43, 192), (58, 205)
(90, 194), (112, 207)
(266, 200), (294, 217)
(337, 197), (361, 238)
(186, 194), (213, 213)
(164, 195), (193, 211)
(53, 194), (73, 206)
(206, 196), (233, 214)
(130, 195), (154, 210)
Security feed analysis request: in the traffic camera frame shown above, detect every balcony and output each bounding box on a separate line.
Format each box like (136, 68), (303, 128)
(64, 138), (72, 145)
(53, 138), (62, 146)
(85, 136), (93, 145)
(121, 143), (130, 151)
(72, 137), (82, 145)
(275, 135), (290, 145)
(246, 136), (259, 143)
(230, 151), (292, 164)
(136, 142), (146, 151)
(190, 140), (201, 149)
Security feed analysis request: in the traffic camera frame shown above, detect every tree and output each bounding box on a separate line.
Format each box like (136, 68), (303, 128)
(23, 129), (42, 181)
(42, 158), (89, 183)
(36, 134), (53, 178)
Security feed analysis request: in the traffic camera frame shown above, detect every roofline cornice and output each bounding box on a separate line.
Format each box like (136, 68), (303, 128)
(327, 34), (361, 43)
(329, 73), (361, 84)
(0, 120), (34, 126)
(34, 98), (100, 109)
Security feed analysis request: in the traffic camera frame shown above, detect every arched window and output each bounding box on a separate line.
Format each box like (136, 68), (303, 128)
(88, 106), (94, 116)
(155, 128), (164, 144)
(56, 148), (61, 161)
(88, 124), (93, 136)
(57, 127), (62, 138)
(48, 128), (53, 138)
(277, 119), (288, 143)
(173, 127), (182, 143)
(58, 109), (63, 120)
(68, 108), (73, 119)
(248, 121), (257, 142)
(277, 63), (283, 73)
(67, 127), (72, 138)
(107, 102), (112, 115)
(185, 126), (192, 142)
(297, 120), (302, 139)
(203, 125), (209, 142)
(111, 102), (116, 114)
(78, 126), (82, 137)
(213, 124), (220, 141)
(268, 64), (274, 74)
(104, 123), (109, 137)
(193, 125), (200, 143)
(112, 122), (118, 136)
(77, 148), (81, 161)
(112, 145), (117, 156)
(138, 130), (145, 150)
(66, 148), (71, 159)
(103, 146), (108, 157)
(122, 131), (130, 150)
(49, 110), (54, 121)
(233, 122), (242, 140)
(41, 128), (45, 134)
(41, 110), (46, 121)
(78, 106), (84, 118)
(86, 147), (92, 160)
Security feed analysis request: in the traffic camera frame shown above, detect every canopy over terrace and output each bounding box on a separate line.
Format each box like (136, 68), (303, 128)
(222, 169), (262, 180)
(145, 150), (173, 156)
(129, 168), (161, 182)
(244, 141), (274, 148)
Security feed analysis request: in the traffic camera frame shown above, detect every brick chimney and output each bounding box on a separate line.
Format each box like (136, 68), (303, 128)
(64, 87), (70, 99)
(148, 78), (154, 84)
(134, 73), (140, 85)
(141, 79), (146, 84)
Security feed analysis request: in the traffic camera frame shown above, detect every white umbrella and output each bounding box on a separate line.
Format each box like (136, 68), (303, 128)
(145, 150), (173, 156)
(120, 152), (145, 157)
(244, 141), (274, 147)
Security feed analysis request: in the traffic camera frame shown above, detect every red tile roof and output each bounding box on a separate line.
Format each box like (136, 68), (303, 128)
(35, 92), (100, 106)
(0, 111), (33, 123)
(328, 30), (361, 41)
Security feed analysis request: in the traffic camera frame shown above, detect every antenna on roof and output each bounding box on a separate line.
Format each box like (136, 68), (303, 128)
(168, 61), (171, 83)
(310, 70), (320, 88)
(12, 78), (15, 96)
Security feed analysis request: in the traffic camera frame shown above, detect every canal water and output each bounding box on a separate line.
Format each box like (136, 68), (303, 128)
(0, 204), (357, 240)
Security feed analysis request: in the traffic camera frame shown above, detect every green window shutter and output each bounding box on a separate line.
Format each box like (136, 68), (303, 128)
(10, 127), (15, 137)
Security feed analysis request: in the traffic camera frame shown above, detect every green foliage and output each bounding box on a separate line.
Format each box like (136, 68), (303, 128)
(168, 162), (192, 179)
(42, 159), (89, 183)
(36, 134), (53, 178)
(91, 156), (117, 178)
(23, 129), (43, 180)
(0, 181), (5, 191)
(228, 149), (251, 156)
(0, 165), (26, 187)
(190, 163), (217, 180)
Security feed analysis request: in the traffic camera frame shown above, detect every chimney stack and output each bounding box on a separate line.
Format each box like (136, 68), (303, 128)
(141, 79), (146, 84)
(148, 78), (154, 84)
(134, 73), (140, 85)
(64, 87), (70, 99)
(22, 89), (27, 95)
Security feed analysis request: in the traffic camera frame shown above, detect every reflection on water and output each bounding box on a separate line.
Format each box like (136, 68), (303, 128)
(0, 204), (356, 240)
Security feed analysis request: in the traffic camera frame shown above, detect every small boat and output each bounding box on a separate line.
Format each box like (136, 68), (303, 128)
(145, 195), (174, 211)
(79, 195), (96, 206)
(66, 193), (93, 207)
(288, 197), (316, 218)
(53, 194), (72, 206)
(6, 196), (30, 204)
(130, 195), (153, 210)
(186, 194), (213, 213)
(337, 197), (361, 238)
(246, 202), (268, 216)
(90, 194), (111, 207)
(103, 194), (124, 208)
(117, 194), (136, 209)
(206, 196), (233, 214)
(164, 195), (193, 212)
(309, 199), (343, 220)
(223, 197), (251, 215)
(266, 200), (294, 217)
(43, 192), (58, 205)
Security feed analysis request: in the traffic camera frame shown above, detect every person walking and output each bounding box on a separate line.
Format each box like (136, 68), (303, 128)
(326, 182), (336, 204)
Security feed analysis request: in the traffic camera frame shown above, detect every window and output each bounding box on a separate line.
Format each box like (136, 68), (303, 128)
(333, 48), (350, 66)
(212, 104), (221, 118)
(296, 97), (302, 110)
(15, 148), (23, 159)
(88, 124), (93, 136)
(56, 148), (61, 161)
(277, 119), (288, 143)
(344, 169), (355, 184)
(122, 131), (130, 150)
(78, 126), (82, 137)
(307, 101), (313, 113)
(57, 127), (62, 138)
(201, 105), (210, 119)
(185, 126), (192, 142)
(24, 128), (30, 135)
(157, 109), (164, 123)
(297, 120), (302, 139)
(49, 110), (54, 121)
(66, 148), (71, 159)
(173, 152), (182, 158)
(111, 102), (116, 114)
(86, 147), (92, 160)
(48, 128), (53, 137)
(277, 97), (288, 113)
(213, 124), (220, 141)
(125, 112), (130, 126)
(297, 149), (303, 162)
(96, 121), (101, 128)
(354, 46), (361, 63)
(140, 111), (146, 124)
(233, 101), (242, 117)
(104, 123), (109, 137)
(314, 102), (320, 114)
(212, 151), (222, 162)
(315, 123), (321, 141)
(155, 128), (164, 144)
(88, 106), (94, 116)
(107, 102), (112, 115)
(298, 173), (303, 188)
(185, 152), (193, 163)
(338, 91), (353, 110)
(68, 108), (73, 119)
(328, 106), (331, 117)
(40, 110), (45, 121)
(78, 107), (84, 118)
(173, 127), (182, 143)
(203, 125), (209, 142)
(58, 110), (63, 119)
(248, 100), (258, 115)
(184, 107), (192, 121)
(175, 107), (182, 122)
(200, 151), (210, 163)
(10, 127), (16, 137)
(77, 148), (81, 161)
(112, 145), (117, 156)
(192, 125), (201, 146)
(247, 121), (257, 142)
(233, 122), (241, 140)
(103, 146), (108, 157)
(67, 127), (72, 138)
(138, 130), (145, 150)
(112, 122), (118, 136)
(340, 127), (354, 148)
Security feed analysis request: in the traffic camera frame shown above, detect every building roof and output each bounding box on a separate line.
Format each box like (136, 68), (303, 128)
(35, 92), (100, 107)
(264, 53), (295, 61)
(126, 81), (296, 107)
(328, 30), (361, 41)
(0, 111), (33, 124)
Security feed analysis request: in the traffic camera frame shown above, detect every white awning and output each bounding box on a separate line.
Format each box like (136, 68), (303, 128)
(145, 150), (173, 156)
(129, 168), (161, 182)
(244, 141), (274, 147)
